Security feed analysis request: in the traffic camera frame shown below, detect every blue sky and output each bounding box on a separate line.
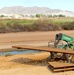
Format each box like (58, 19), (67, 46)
(0, 0), (74, 11)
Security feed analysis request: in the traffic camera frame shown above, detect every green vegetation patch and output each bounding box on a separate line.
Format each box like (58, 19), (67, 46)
(0, 18), (74, 33)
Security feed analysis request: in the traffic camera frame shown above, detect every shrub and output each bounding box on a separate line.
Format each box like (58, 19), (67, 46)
(0, 19), (74, 33)
(61, 21), (74, 30)
(0, 24), (7, 33)
(33, 19), (61, 31)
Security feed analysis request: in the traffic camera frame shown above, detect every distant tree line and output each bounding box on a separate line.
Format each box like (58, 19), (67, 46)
(0, 14), (66, 18)
(36, 14), (65, 18)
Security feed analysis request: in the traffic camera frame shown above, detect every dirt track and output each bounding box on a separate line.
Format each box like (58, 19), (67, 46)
(0, 30), (74, 75)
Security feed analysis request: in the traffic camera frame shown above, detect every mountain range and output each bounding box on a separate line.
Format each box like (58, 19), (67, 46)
(0, 6), (74, 17)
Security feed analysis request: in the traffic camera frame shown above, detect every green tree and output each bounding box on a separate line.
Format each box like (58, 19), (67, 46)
(36, 14), (40, 18)
(0, 15), (5, 17)
(58, 14), (65, 17)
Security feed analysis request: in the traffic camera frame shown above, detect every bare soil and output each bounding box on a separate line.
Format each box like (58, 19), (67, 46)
(0, 30), (74, 75)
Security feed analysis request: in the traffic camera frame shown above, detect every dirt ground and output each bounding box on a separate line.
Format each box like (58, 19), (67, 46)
(0, 30), (74, 49)
(0, 30), (74, 75)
